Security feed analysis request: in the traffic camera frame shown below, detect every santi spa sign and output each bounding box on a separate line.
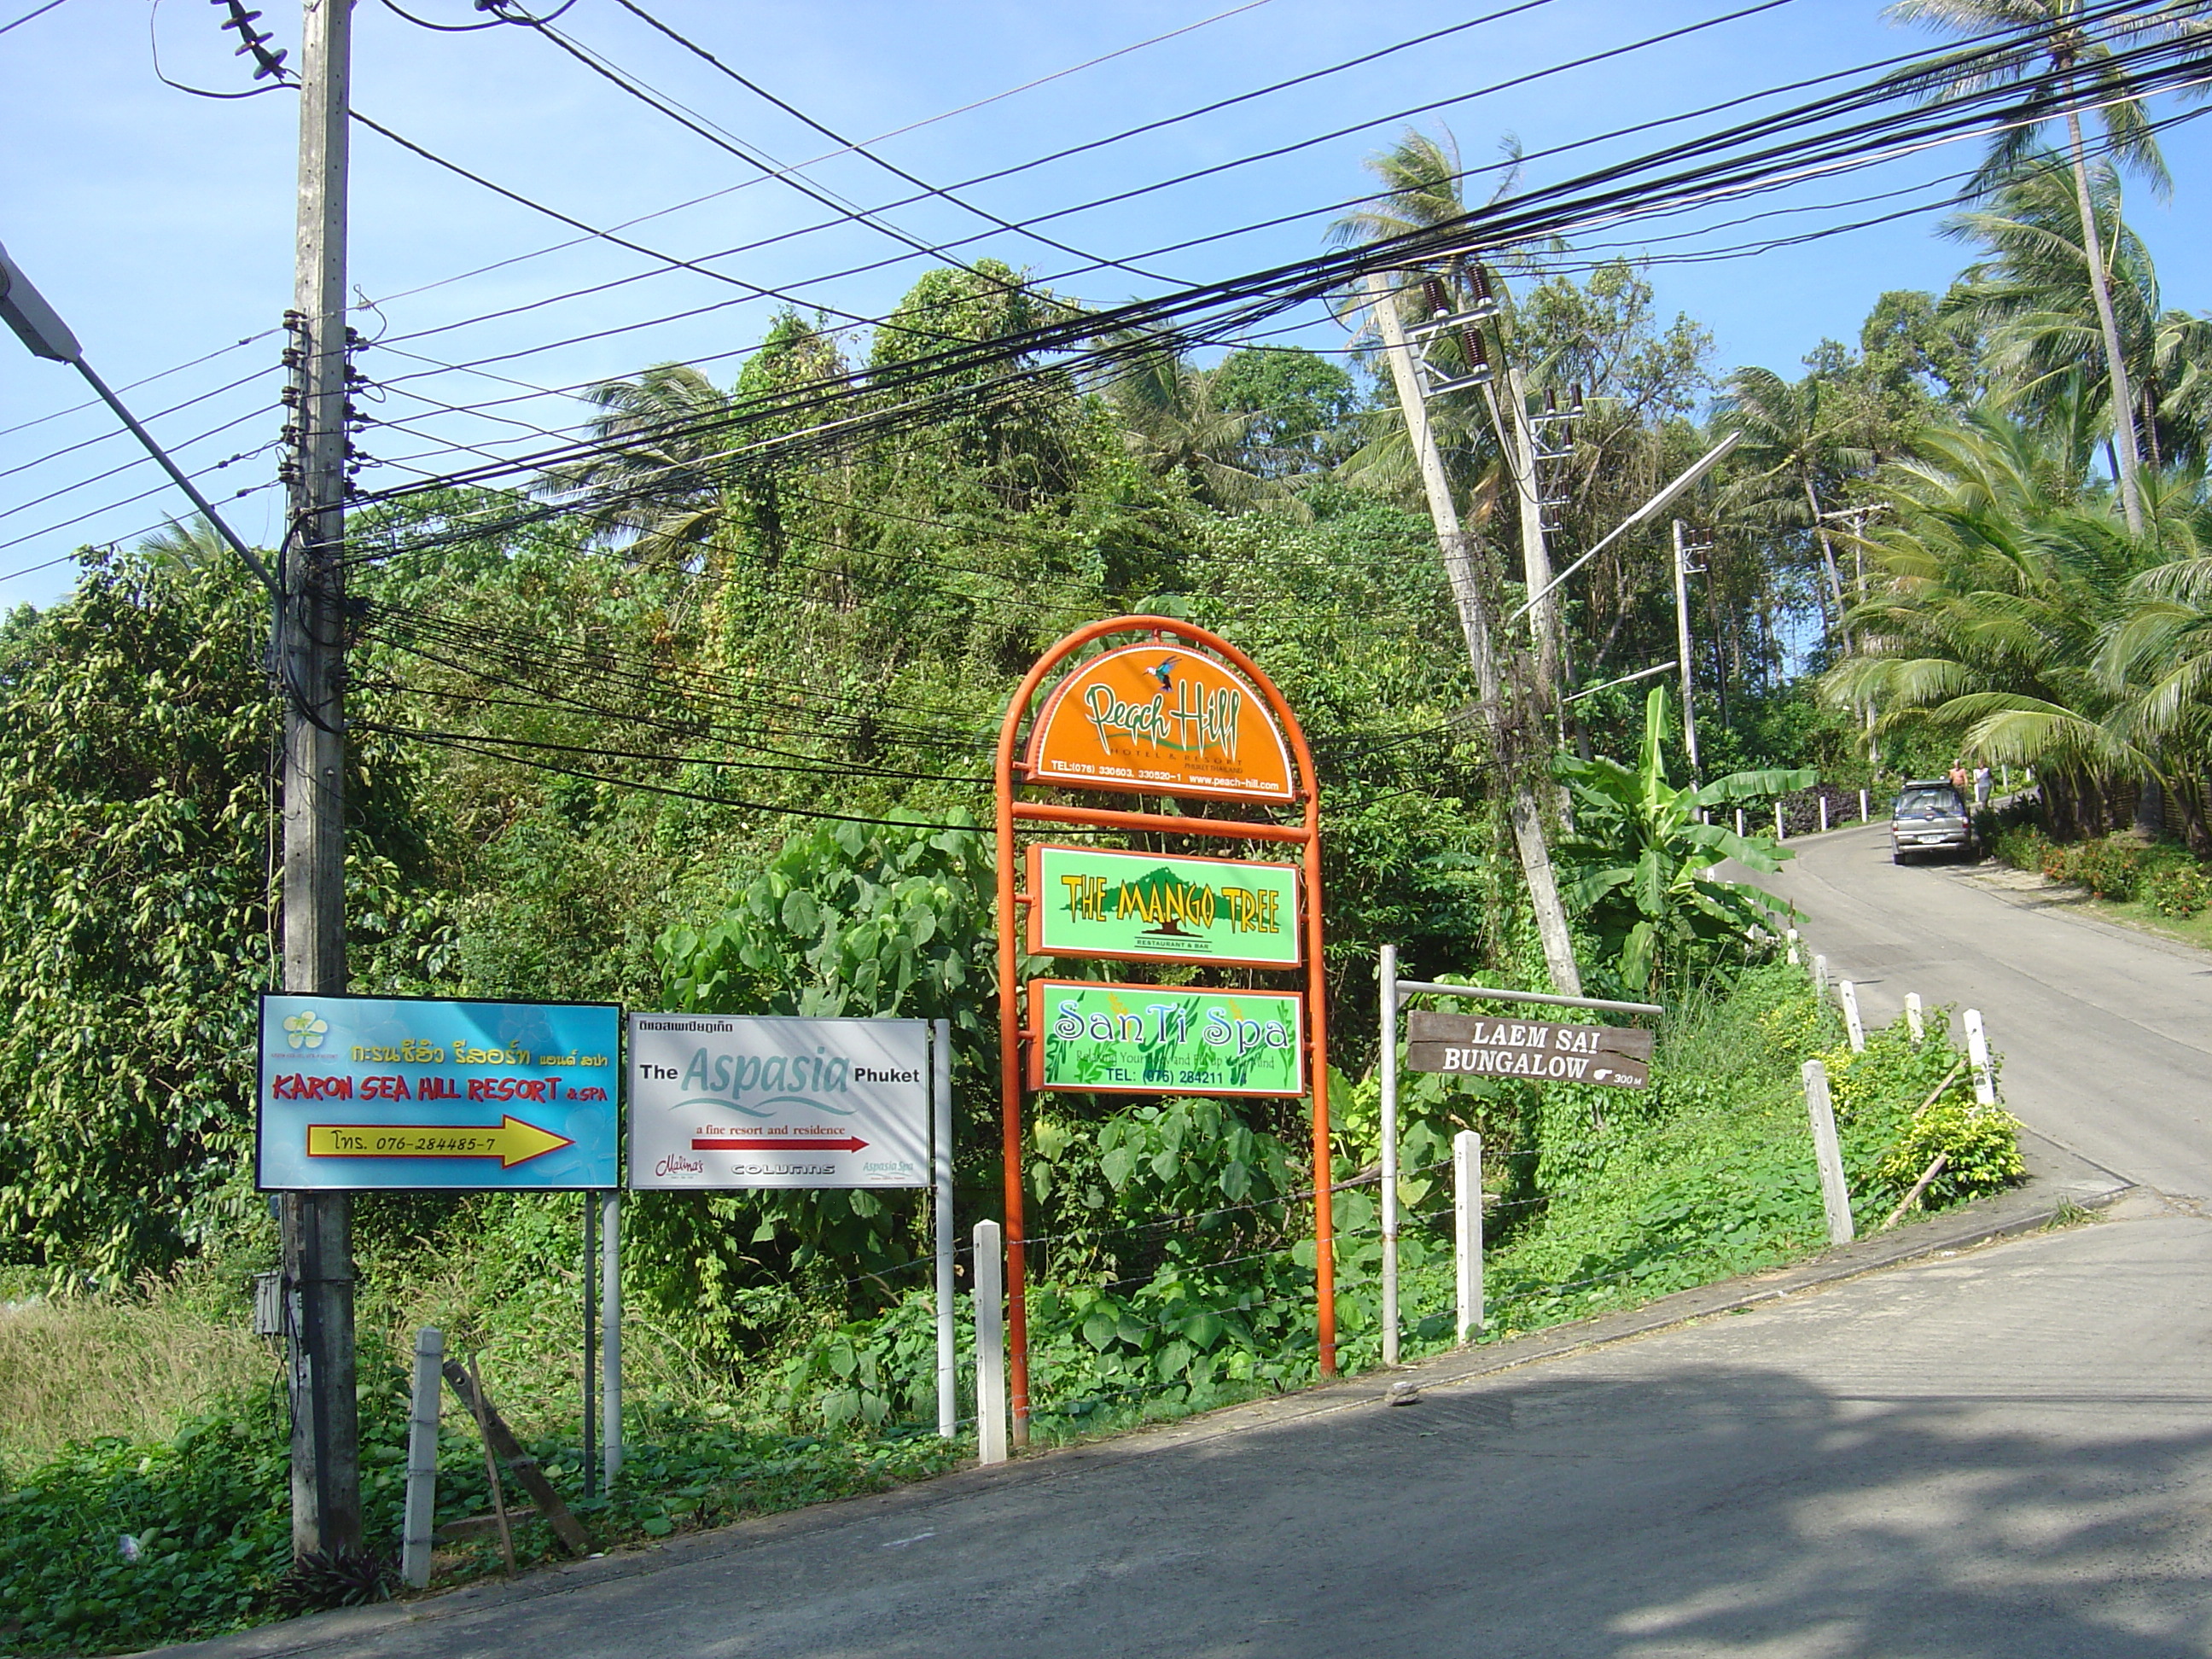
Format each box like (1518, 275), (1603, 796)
(1023, 642), (1295, 802)
(1027, 844), (1301, 968)
(1026, 981), (1305, 1097)
(626, 1014), (930, 1189)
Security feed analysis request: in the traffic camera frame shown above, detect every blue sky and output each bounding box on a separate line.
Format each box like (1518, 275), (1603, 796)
(4, 0), (2211, 613)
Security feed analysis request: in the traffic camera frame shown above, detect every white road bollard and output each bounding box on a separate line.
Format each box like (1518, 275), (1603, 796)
(1819, 795), (1830, 834)
(1775, 802), (1787, 841)
(1453, 1131), (1484, 1345)
(401, 1327), (443, 1590)
(1802, 1061), (1856, 1246)
(1860, 788), (1870, 824)
(1736, 807), (1746, 838)
(1813, 953), (1829, 998)
(1905, 992), (1924, 1044)
(1838, 981), (1866, 1051)
(974, 1220), (1008, 1465)
(1785, 928), (1800, 966)
(1964, 1009), (1996, 1104)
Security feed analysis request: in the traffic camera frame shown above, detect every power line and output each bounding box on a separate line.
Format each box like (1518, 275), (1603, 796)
(357, 3), (2210, 510)
(0, 0), (69, 34)
(352, 0), (1282, 317)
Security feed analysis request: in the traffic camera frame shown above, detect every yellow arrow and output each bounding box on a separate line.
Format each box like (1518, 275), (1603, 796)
(306, 1115), (573, 1170)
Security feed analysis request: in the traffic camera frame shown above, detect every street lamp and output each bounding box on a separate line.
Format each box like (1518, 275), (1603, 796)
(0, 239), (276, 596)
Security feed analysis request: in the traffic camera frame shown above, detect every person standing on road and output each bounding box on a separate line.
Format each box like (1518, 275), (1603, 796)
(1948, 759), (1968, 799)
(1974, 764), (1991, 807)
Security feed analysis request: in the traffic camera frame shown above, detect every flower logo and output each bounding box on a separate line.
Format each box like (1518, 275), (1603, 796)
(282, 1010), (329, 1051)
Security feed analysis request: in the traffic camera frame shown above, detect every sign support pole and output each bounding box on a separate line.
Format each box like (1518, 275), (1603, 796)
(581, 1196), (597, 1499)
(1378, 945), (1400, 1366)
(934, 1018), (957, 1441)
(600, 1190), (620, 1482)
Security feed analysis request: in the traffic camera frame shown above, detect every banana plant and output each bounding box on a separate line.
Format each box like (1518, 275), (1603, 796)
(1554, 687), (1813, 990)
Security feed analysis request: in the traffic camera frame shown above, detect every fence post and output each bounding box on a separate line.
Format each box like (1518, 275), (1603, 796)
(1905, 992), (1924, 1044)
(1378, 946), (1401, 1366)
(934, 1018), (957, 1440)
(401, 1327), (442, 1591)
(1775, 801), (1787, 841)
(1785, 928), (1799, 966)
(1813, 953), (1829, 998)
(1964, 1009), (1995, 1103)
(974, 1220), (1008, 1465)
(1819, 795), (1830, 834)
(600, 1191), (620, 1482)
(1736, 806), (1746, 838)
(1453, 1131), (1483, 1344)
(1860, 788), (1869, 824)
(1839, 980), (1866, 1051)
(1802, 1061), (1855, 1246)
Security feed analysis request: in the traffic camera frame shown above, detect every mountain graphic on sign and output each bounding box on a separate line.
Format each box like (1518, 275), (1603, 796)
(1115, 866), (1214, 937)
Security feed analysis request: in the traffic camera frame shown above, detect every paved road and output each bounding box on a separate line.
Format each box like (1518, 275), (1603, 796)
(178, 1203), (2212, 1659)
(1755, 820), (2212, 1199)
(171, 822), (2212, 1659)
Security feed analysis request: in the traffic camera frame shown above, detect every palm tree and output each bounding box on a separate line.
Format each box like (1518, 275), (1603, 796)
(1942, 153), (2160, 457)
(1099, 345), (1276, 511)
(1823, 405), (2165, 835)
(1713, 366), (1873, 643)
(1886, 0), (2210, 536)
(540, 362), (740, 570)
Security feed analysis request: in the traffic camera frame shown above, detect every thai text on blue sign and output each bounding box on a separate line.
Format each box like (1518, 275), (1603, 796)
(256, 993), (620, 1190)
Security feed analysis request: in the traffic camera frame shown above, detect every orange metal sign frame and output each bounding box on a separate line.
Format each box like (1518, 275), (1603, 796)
(996, 617), (1334, 1447)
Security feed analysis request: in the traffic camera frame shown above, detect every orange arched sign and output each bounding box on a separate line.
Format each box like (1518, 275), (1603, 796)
(995, 618), (1334, 1450)
(1023, 642), (1295, 802)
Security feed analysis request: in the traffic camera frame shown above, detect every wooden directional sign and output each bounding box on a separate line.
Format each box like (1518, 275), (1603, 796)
(1406, 1010), (1654, 1089)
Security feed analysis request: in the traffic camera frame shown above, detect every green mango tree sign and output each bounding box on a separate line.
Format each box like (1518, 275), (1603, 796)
(1027, 844), (1301, 968)
(1027, 980), (1305, 1097)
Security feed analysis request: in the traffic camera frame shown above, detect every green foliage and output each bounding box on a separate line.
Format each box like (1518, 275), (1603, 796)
(1555, 687), (1813, 989)
(0, 1371), (960, 1655)
(655, 814), (991, 1029)
(2147, 862), (2212, 917)
(1989, 822), (2210, 909)
(1874, 1098), (2029, 1208)
(0, 550), (435, 1279)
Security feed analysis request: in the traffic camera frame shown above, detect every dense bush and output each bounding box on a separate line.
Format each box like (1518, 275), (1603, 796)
(1989, 822), (2211, 910)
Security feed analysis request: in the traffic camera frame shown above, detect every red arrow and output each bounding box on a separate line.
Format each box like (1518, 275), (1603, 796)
(691, 1133), (870, 1152)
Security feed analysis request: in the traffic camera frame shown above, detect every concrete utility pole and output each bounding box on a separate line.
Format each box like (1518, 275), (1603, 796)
(280, 0), (360, 1560)
(1671, 520), (1700, 780)
(1365, 271), (1581, 998)
(1500, 362), (1563, 701)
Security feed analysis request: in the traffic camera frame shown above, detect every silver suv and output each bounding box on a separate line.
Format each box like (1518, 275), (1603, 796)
(1890, 779), (1976, 863)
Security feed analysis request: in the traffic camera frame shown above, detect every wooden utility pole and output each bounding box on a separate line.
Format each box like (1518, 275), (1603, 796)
(1366, 271), (1581, 998)
(1671, 520), (1700, 779)
(279, 0), (359, 1559)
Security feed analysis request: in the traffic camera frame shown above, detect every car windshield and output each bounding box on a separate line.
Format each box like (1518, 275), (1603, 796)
(1895, 788), (1962, 818)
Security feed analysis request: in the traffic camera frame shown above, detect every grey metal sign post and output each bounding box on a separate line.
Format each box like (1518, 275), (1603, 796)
(1377, 950), (1662, 1365)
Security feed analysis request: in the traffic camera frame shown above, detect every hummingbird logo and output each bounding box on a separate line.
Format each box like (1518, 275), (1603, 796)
(1149, 656), (1177, 690)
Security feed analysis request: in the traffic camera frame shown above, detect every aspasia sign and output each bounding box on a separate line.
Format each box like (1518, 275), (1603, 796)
(1027, 981), (1305, 1097)
(626, 1014), (930, 1188)
(257, 993), (620, 1190)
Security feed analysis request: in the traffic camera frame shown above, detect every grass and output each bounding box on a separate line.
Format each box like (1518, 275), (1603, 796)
(0, 1278), (273, 1475)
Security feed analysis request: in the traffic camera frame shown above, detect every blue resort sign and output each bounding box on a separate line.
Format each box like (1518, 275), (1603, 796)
(256, 993), (621, 1190)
